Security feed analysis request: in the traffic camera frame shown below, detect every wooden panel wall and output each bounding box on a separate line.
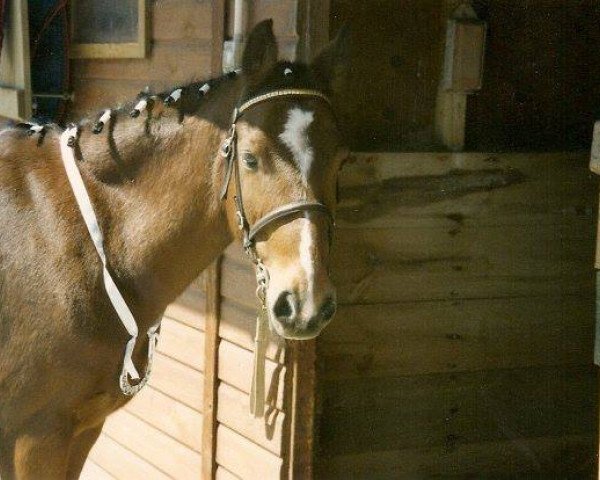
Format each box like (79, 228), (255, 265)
(315, 152), (598, 478)
(214, 244), (290, 479)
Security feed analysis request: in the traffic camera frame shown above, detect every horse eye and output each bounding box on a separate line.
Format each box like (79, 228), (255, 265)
(242, 152), (259, 170)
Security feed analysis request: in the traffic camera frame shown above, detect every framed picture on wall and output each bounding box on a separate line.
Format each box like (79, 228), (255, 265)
(70, 0), (147, 59)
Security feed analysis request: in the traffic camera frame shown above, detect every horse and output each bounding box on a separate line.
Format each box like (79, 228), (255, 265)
(0, 20), (348, 479)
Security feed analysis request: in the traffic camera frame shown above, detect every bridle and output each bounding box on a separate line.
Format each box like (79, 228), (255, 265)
(219, 88), (335, 307)
(57, 87), (335, 410)
(218, 89), (336, 416)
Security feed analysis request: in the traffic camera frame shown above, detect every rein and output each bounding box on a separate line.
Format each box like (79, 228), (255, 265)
(219, 89), (334, 416)
(57, 87), (334, 415)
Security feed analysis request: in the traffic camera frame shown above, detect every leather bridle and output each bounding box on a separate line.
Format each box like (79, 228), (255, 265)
(219, 89), (335, 305)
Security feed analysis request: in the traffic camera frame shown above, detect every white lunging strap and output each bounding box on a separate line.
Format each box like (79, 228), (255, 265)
(59, 126), (160, 395)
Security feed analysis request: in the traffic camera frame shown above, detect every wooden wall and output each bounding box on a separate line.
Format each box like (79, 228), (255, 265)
(214, 245), (292, 479)
(315, 152), (598, 478)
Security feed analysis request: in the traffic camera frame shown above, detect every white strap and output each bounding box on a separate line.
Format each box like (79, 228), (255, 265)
(59, 127), (156, 390)
(249, 307), (269, 417)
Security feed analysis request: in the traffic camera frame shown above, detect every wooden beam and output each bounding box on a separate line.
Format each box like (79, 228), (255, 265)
(202, 259), (222, 480)
(435, 2), (484, 151)
(211, 0), (226, 75)
(0, 0), (31, 120)
(287, 339), (317, 479)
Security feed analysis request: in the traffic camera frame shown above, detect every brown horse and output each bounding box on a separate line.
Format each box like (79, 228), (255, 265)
(0, 20), (347, 479)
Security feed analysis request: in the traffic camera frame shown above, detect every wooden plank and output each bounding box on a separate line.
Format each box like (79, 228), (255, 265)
(217, 382), (286, 456)
(337, 152), (595, 228)
(211, 0), (226, 75)
(79, 460), (115, 480)
(287, 339), (317, 479)
(149, 352), (204, 412)
(125, 385), (203, 452)
(103, 409), (201, 478)
(166, 287), (206, 331)
(218, 340), (286, 411)
(316, 434), (596, 479)
(215, 466), (241, 480)
(318, 364), (597, 457)
(157, 316), (204, 372)
(152, 1), (213, 42)
(216, 425), (283, 480)
(202, 259), (221, 480)
(88, 433), (170, 480)
(221, 257), (260, 309)
(70, 78), (148, 117)
(317, 295), (595, 379)
(72, 42), (212, 83)
(330, 222), (594, 305)
(220, 299), (285, 361)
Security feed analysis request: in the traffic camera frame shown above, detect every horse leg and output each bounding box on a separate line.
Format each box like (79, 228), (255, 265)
(66, 423), (104, 480)
(13, 420), (72, 480)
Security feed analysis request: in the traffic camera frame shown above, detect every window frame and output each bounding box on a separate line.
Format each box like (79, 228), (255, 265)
(69, 0), (147, 59)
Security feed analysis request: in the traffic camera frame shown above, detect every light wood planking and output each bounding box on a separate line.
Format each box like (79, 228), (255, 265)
(220, 299), (285, 361)
(88, 433), (170, 480)
(125, 385), (203, 452)
(216, 425), (284, 479)
(102, 409), (202, 478)
(73, 42), (212, 83)
(158, 316), (205, 372)
(149, 352), (204, 412)
(166, 287), (207, 331)
(79, 459), (115, 480)
(216, 466), (242, 480)
(152, 1), (213, 42)
(218, 340), (287, 411)
(217, 382), (286, 456)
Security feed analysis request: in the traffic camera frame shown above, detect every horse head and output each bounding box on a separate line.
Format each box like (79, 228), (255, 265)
(223, 20), (349, 339)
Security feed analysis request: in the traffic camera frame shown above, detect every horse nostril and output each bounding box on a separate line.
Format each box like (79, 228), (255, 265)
(273, 291), (295, 322)
(320, 297), (337, 323)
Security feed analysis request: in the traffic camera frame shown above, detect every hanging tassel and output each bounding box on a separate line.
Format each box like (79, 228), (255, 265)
(249, 306), (269, 417)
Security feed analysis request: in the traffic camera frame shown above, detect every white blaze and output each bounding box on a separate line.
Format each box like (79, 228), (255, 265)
(299, 213), (317, 318)
(278, 108), (315, 184)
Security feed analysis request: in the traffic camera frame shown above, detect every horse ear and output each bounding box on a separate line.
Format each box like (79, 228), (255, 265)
(242, 19), (279, 84)
(310, 25), (350, 95)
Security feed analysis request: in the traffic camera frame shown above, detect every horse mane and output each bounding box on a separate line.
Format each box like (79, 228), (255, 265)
(1, 59), (324, 136)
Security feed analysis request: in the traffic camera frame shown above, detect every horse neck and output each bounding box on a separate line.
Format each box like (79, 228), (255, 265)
(75, 81), (241, 321)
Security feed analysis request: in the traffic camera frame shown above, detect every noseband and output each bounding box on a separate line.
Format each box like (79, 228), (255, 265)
(219, 89), (335, 305)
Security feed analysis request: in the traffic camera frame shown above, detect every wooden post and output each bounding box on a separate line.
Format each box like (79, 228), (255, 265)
(435, 2), (486, 151)
(287, 339), (317, 479)
(201, 259), (221, 480)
